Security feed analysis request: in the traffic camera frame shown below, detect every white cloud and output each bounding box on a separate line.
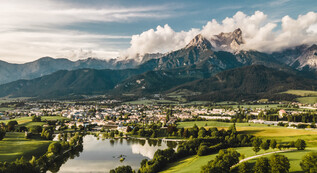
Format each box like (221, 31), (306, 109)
(0, 0), (172, 63)
(123, 24), (200, 58)
(125, 11), (317, 57)
(0, 0), (171, 29)
(0, 29), (129, 63)
(201, 11), (317, 52)
(1, 0), (317, 63)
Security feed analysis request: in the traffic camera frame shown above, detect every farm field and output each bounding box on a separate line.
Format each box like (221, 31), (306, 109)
(296, 96), (317, 104)
(125, 99), (177, 105)
(0, 132), (51, 162)
(177, 121), (270, 128)
(0, 116), (69, 127)
(177, 121), (317, 137)
(0, 107), (13, 111)
(281, 90), (317, 96)
(231, 104), (280, 109)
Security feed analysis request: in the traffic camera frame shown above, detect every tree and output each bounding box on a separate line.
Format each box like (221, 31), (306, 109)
(270, 139), (277, 150)
(126, 126), (132, 132)
(31, 115), (41, 122)
(29, 125), (42, 134)
(110, 131), (115, 138)
(201, 148), (240, 173)
(228, 123), (237, 135)
(197, 145), (209, 156)
(198, 127), (207, 138)
(260, 141), (270, 151)
(138, 129), (145, 137)
(252, 137), (262, 154)
(277, 144), (283, 150)
(7, 120), (18, 131)
(183, 129), (189, 138)
(254, 157), (270, 173)
(110, 165), (133, 173)
(295, 139), (306, 150)
(300, 152), (317, 173)
(269, 154), (290, 173)
(48, 142), (62, 154)
(151, 130), (157, 138)
(238, 162), (251, 173)
(0, 128), (6, 140)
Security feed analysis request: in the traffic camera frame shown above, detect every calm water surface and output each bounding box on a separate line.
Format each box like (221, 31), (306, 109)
(58, 135), (175, 173)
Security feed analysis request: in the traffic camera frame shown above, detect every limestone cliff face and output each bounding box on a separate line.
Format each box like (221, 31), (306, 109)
(210, 28), (244, 52)
(290, 44), (317, 70)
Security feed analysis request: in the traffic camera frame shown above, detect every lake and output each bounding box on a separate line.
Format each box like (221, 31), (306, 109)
(57, 135), (177, 172)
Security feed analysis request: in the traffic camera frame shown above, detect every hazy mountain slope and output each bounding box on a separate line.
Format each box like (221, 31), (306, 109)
(111, 68), (206, 96)
(0, 53), (163, 85)
(0, 68), (143, 98)
(169, 65), (317, 101)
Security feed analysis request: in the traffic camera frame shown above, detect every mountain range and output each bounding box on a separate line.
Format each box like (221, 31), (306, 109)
(0, 28), (316, 101)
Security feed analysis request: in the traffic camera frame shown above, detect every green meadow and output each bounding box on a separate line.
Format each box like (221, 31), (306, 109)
(0, 116), (69, 127)
(281, 90), (317, 97)
(0, 132), (51, 162)
(162, 120), (317, 173)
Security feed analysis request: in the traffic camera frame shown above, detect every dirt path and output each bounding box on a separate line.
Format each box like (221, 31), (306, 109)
(232, 149), (296, 168)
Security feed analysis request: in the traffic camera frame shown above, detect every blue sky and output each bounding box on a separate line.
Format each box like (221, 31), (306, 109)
(0, 0), (316, 63)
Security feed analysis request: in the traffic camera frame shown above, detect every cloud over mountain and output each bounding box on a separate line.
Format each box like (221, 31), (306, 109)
(123, 24), (200, 58)
(125, 11), (317, 57)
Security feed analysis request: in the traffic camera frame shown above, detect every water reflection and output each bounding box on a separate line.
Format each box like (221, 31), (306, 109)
(57, 135), (177, 173)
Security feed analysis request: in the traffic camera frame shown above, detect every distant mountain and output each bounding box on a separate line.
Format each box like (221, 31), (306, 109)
(290, 44), (317, 71)
(0, 68), (143, 99)
(272, 44), (317, 71)
(0, 53), (163, 85)
(169, 65), (317, 101)
(0, 28), (316, 101)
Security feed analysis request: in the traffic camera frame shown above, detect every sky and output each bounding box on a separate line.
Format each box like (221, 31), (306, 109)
(0, 0), (317, 63)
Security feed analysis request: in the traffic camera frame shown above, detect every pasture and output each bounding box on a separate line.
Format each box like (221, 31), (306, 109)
(0, 132), (51, 162)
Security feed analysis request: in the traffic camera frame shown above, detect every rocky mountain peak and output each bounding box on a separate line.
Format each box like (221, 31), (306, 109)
(185, 34), (213, 49)
(211, 28), (244, 52)
(290, 44), (317, 70)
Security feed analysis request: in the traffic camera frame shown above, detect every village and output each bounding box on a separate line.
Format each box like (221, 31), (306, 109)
(1, 100), (317, 132)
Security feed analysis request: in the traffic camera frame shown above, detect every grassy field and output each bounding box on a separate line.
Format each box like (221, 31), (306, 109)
(164, 120), (317, 173)
(0, 132), (51, 162)
(177, 121), (269, 128)
(161, 146), (317, 173)
(0, 116), (69, 127)
(160, 147), (281, 173)
(177, 121), (317, 137)
(296, 97), (317, 104)
(281, 90), (317, 97)
(236, 147), (317, 173)
(0, 107), (14, 111)
(125, 99), (178, 105)
(231, 104), (280, 109)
